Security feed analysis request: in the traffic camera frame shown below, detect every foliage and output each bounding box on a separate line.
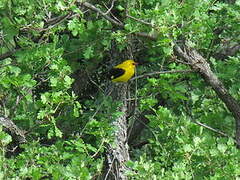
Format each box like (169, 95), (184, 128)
(0, 0), (240, 179)
(127, 107), (240, 179)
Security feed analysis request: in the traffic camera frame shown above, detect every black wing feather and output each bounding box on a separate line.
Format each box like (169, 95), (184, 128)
(108, 68), (125, 80)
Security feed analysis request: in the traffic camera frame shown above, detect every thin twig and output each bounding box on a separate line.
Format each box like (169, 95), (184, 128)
(131, 69), (195, 80)
(81, 2), (157, 40)
(194, 121), (230, 138)
(20, 12), (73, 32)
(44, 12), (72, 26)
(0, 49), (19, 61)
(134, 68), (138, 113)
(12, 88), (33, 113)
(174, 58), (193, 65)
(91, 138), (106, 158)
(82, 2), (124, 27)
(79, 89), (113, 137)
(126, 14), (153, 27)
(108, 7), (123, 25)
(86, 71), (105, 93)
(104, 153), (116, 180)
(1, 12), (74, 61)
(102, 0), (116, 15)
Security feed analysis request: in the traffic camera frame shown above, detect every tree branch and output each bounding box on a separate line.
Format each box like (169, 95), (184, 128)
(131, 69), (194, 80)
(174, 43), (240, 147)
(21, 12), (73, 32)
(214, 43), (240, 60)
(1, 12), (74, 61)
(126, 14), (153, 27)
(0, 116), (26, 143)
(81, 2), (157, 40)
(81, 2), (124, 27)
(102, 0), (116, 15)
(103, 83), (130, 180)
(0, 49), (18, 61)
(193, 121), (230, 138)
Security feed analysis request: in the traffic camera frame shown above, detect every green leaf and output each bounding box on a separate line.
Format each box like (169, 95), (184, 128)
(116, 5), (124, 11)
(73, 102), (82, 117)
(55, 126), (63, 138)
(50, 77), (58, 87)
(50, 64), (59, 70)
(9, 66), (21, 75)
(83, 47), (94, 59)
(193, 136), (201, 146)
(217, 143), (227, 154)
(236, 0), (240, 6)
(86, 144), (97, 153)
(64, 75), (74, 87)
(0, 129), (12, 146)
(183, 144), (193, 152)
(41, 94), (48, 104)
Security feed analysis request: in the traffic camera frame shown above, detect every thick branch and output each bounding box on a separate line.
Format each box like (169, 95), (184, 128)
(214, 43), (240, 60)
(20, 12), (73, 32)
(0, 116), (26, 143)
(174, 43), (240, 147)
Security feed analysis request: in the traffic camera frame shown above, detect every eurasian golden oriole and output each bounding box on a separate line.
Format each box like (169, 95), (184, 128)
(109, 60), (138, 82)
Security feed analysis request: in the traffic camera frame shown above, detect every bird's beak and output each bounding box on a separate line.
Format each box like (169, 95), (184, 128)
(134, 62), (138, 66)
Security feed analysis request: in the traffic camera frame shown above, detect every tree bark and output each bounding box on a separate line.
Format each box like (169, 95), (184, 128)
(103, 83), (130, 180)
(174, 43), (240, 147)
(0, 116), (26, 143)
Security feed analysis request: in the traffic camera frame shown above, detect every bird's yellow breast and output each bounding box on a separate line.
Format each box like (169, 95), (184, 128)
(111, 67), (135, 82)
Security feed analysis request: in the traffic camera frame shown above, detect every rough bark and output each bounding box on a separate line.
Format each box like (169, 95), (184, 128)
(214, 43), (240, 60)
(103, 83), (130, 180)
(174, 43), (240, 147)
(0, 116), (26, 143)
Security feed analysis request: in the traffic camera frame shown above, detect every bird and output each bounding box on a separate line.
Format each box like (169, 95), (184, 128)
(108, 60), (138, 82)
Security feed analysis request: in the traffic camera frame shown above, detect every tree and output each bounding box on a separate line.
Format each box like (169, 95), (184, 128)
(1, 0), (240, 179)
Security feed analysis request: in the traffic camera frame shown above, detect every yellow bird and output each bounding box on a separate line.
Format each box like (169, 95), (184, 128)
(109, 60), (138, 82)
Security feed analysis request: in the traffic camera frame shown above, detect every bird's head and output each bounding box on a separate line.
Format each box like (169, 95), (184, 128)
(123, 60), (138, 67)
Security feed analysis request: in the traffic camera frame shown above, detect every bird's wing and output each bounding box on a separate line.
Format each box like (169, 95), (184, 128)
(108, 67), (126, 80)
